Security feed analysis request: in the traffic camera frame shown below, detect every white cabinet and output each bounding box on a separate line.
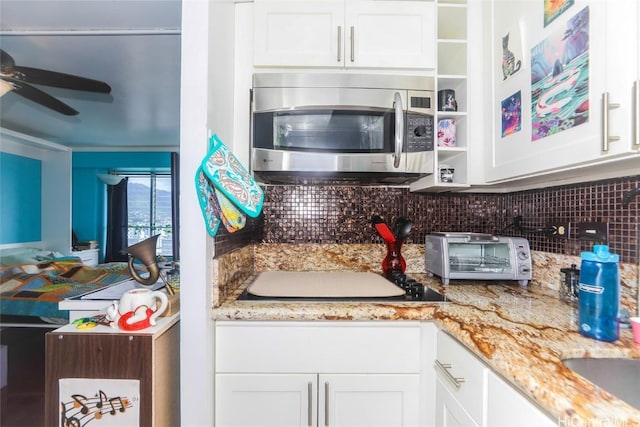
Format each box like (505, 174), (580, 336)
(253, 0), (343, 67)
(71, 248), (99, 267)
(435, 378), (479, 427)
(215, 374), (317, 427)
(486, 371), (556, 427)
(485, 0), (640, 184)
(434, 330), (487, 427)
(216, 373), (420, 427)
(344, 1), (435, 69)
(214, 321), (429, 427)
(253, 0), (435, 69)
(321, 374), (420, 427)
(434, 330), (554, 427)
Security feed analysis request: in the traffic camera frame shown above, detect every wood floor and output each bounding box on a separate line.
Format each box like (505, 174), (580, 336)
(0, 327), (49, 427)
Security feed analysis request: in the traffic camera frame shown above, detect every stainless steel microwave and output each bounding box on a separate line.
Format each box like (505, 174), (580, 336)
(250, 73), (435, 184)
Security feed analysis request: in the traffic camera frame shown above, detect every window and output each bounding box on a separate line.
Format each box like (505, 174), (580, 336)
(126, 174), (173, 257)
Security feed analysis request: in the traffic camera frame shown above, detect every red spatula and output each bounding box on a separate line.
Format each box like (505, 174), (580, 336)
(371, 215), (396, 244)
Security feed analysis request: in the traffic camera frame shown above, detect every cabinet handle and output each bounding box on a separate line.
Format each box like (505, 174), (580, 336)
(308, 381), (313, 427)
(633, 81), (640, 148)
(434, 359), (466, 390)
(350, 26), (355, 62)
(601, 92), (620, 152)
(337, 26), (342, 63)
(324, 381), (330, 426)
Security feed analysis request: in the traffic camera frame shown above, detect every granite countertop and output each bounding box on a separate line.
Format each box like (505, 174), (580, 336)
(213, 273), (640, 426)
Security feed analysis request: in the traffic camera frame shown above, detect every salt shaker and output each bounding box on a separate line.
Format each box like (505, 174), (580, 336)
(560, 264), (579, 303)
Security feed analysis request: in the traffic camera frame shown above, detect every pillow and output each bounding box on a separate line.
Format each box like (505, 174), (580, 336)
(0, 247), (66, 266)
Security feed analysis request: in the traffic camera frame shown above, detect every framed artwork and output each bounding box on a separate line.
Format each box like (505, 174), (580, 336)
(530, 6), (589, 142)
(544, 0), (574, 27)
(501, 91), (522, 137)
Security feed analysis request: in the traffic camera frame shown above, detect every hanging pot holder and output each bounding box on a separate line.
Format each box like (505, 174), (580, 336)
(195, 169), (222, 237)
(213, 187), (246, 233)
(200, 134), (264, 218)
(195, 134), (263, 236)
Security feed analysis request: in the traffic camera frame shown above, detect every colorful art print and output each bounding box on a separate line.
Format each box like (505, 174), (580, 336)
(500, 30), (523, 82)
(501, 91), (522, 137)
(59, 378), (140, 426)
(544, 0), (575, 27)
(530, 6), (589, 142)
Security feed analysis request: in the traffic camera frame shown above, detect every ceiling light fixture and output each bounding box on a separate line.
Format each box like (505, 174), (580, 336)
(97, 173), (124, 185)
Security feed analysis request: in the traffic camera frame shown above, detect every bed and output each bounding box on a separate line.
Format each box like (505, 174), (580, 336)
(0, 246), (132, 325)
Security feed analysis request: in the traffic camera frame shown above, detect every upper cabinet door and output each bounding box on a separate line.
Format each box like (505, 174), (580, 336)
(485, 0), (639, 183)
(253, 0), (344, 67)
(345, 1), (435, 69)
(253, 0), (435, 70)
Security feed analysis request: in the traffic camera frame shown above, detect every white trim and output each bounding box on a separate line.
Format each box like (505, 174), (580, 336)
(0, 29), (181, 36)
(0, 241), (44, 250)
(71, 146), (179, 152)
(0, 128), (70, 153)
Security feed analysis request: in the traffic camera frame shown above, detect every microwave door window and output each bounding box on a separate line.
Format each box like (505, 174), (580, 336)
(272, 110), (391, 152)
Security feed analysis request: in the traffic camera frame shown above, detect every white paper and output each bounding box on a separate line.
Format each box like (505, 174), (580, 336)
(59, 378), (140, 426)
(78, 278), (164, 300)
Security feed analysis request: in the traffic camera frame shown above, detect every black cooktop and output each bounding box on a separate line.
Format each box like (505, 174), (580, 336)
(238, 271), (448, 303)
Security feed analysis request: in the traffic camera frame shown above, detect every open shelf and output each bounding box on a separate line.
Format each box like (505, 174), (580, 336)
(413, 0), (469, 193)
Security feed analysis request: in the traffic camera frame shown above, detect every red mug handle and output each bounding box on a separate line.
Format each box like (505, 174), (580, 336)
(118, 308), (154, 331)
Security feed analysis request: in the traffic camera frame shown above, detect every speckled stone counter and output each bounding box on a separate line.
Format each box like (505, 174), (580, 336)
(211, 244), (640, 425)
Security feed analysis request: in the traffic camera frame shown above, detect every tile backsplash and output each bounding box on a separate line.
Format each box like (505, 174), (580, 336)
(214, 175), (639, 264)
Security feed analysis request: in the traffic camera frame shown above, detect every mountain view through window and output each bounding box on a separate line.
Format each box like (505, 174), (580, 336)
(127, 175), (173, 257)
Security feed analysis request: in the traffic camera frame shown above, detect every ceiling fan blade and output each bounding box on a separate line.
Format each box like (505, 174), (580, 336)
(0, 49), (16, 72)
(4, 77), (79, 115)
(12, 65), (111, 93)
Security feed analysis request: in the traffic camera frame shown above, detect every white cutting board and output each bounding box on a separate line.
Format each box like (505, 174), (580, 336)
(247, 271), (405, 298)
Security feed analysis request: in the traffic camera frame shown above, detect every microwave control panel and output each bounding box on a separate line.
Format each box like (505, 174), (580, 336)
(406, 113), (434, 152)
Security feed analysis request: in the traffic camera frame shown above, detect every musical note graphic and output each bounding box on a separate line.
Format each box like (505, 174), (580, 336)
(71, 394), (90, 415)
(60, 389), (134, 426)
(60, 402), (81, 427)
(95, 390), (108, 410)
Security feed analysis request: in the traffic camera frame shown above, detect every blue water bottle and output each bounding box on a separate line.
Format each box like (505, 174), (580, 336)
(578, 245), (620, 342)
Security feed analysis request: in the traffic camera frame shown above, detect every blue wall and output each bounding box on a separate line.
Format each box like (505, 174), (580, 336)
(72, 152), (172, 259)
(0, 152), (41, 244)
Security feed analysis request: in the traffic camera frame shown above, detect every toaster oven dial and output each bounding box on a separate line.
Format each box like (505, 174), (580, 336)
(517, 249), (529, 261)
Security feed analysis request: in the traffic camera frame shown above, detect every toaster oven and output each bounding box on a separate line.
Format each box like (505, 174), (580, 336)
(425, 232), (532, 286)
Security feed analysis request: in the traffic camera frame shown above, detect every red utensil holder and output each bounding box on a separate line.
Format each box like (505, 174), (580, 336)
(382, 240), (406, 277)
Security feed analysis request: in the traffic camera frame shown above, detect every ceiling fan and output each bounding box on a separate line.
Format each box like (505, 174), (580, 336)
(0, 49), (111, 116)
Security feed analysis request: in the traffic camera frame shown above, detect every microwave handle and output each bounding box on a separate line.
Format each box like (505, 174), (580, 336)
(393, 92), (404, 168)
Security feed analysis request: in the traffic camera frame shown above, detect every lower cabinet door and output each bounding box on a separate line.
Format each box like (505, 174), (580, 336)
(435, 378), (480, 427)
(216, 373), (317, 427)
(486, 371), (556, 427)
(216, 373), (420, 427)
(319, 374), (420, 427)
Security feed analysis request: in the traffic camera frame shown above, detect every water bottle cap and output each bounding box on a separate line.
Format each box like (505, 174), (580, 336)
(581, 244), (620, 263)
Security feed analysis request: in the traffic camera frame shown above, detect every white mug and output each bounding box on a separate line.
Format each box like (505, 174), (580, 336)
(117, 288), (168, 327)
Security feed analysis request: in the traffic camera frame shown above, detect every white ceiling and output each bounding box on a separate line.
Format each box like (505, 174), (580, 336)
(0, 0), (182, 150)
